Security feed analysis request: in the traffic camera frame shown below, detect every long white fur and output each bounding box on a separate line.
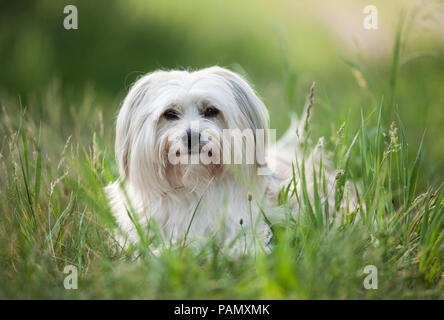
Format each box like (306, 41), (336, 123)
(105, 66), (356, 252)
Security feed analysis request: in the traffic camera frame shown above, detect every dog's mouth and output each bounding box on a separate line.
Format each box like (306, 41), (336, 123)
(169, 145), (218, 168)
(177, 141), (211, 156)
(165, 135), (220, 168)
(176, 148), (213, 158)
(164, 147), (222, 191)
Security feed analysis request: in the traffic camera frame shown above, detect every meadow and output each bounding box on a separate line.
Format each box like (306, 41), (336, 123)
(0, 0), (443, 299)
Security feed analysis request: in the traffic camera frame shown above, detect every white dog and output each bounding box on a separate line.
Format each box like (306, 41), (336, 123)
(105, 66), (356, 253)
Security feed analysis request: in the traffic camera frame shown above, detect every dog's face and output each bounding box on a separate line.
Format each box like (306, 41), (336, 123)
(115, 67), (269, 195)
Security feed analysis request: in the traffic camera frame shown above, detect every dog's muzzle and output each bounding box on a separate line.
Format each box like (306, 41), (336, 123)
(182, 128), (205, 154)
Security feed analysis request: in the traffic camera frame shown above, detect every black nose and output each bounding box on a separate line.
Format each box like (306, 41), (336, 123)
(186, 129), (201, 154)
(186, 129), (192, 153)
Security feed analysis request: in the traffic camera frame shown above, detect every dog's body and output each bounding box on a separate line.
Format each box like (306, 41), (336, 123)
(105, 66), (355, 252)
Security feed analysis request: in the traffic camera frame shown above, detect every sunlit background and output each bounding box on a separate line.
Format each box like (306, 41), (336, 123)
(1, 0), (444, 182)
(1, 0), (444, 300)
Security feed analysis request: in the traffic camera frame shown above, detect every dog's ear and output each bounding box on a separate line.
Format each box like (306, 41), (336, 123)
(206, 66), (269, 133)
(115, 74), (153, 178)
(204, 67), (270, 170)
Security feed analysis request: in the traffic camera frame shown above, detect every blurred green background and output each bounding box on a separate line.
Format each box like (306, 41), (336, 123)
(1, 0), (443, 184)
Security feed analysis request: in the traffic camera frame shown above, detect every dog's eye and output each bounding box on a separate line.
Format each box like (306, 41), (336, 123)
(203, 107), (219, 118)
(163, 109), (180, 121)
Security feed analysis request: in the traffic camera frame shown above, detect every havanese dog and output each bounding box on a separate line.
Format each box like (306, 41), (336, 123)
(105, 66), (357, 253)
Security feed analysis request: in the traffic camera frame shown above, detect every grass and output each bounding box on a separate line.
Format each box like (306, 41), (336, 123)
(0, 15), (443, 298)
(0, 84), (442, 299)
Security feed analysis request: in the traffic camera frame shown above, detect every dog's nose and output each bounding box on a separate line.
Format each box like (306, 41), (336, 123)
(186, 128), (192, 150)
(185, 129), (201, 154)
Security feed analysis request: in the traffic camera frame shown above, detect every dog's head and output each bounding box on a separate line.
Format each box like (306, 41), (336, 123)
(115, 66), (269, 195)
